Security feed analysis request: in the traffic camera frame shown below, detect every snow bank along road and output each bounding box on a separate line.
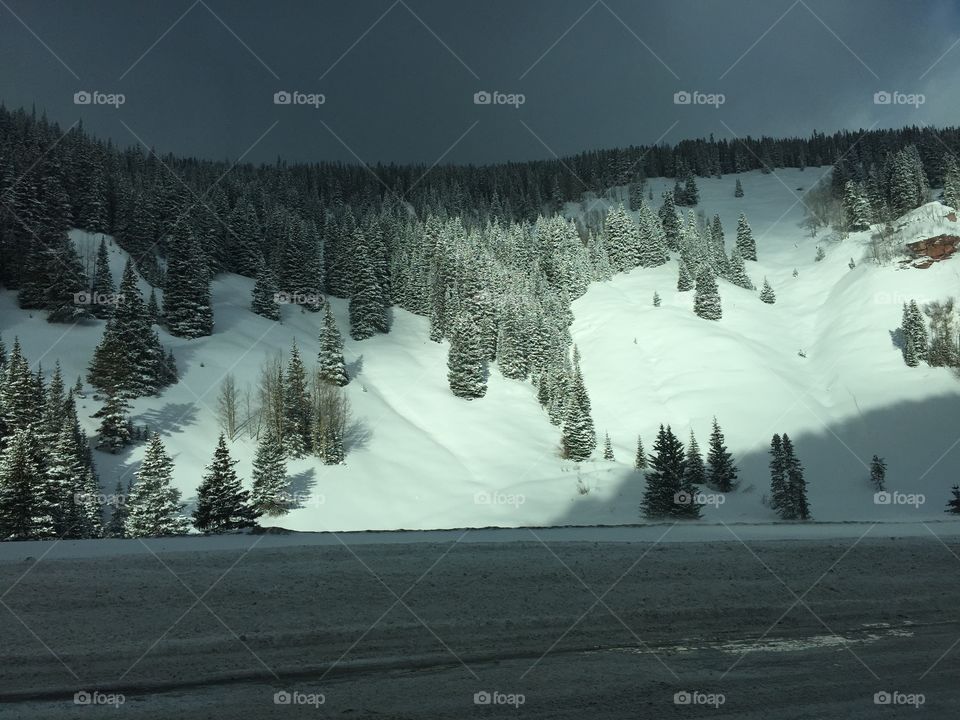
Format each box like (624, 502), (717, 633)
(1, 526), (959, 718)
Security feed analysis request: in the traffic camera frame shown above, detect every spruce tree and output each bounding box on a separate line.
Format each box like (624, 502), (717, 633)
(869, 455), (886, 492)
(0, 428), (56, 539)
(283, 341), (311, 458)
(734, 178), (744, 198)
(769, 434), (788, 513)
(251, 430), (289, 516)
(126, 434), (189, 537)
(653, 291), (661, 307)
(561, 363), (596, 461)
(349, 241), (389, 340)
(447, 316), (487, 400)
(93, 389), (132, 453)
(105, 480), (130, 538)
(146, 289), (161, 325)
(634, 435), (647, 470)
(90, 237), (115, 319)
(706, 417), (737, 492)
(602, 432), (614, 460)
(735, 214), (756, 261)
(677, 257), (694, 292)
(251, 265), (281, 321)
(727, 246), (754, 290)
(943, 155), (960, 210)
(317, 304), (349, 386)
(947, 486), (960, 515)
(641, 425), (698, 519)
(658, 192), (682, 251)
(193, 434), (258, 533)
(781, 433), (810, 520)
(759, 278), (776, 304)
(693, 266), (722, 320)
(683, 431), (706, 486)
(164, 224), (213, 338)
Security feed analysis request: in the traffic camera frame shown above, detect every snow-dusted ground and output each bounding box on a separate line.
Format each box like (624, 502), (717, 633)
(2, 532), (958, 718)
(2, 168), (959, 532)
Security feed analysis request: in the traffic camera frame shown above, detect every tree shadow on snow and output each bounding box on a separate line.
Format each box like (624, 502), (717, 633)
(136, 403), (200, 437)
(344, 419), (372, 452)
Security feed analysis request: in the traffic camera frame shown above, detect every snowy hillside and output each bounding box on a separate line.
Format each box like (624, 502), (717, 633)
(3, 168), (959, 532)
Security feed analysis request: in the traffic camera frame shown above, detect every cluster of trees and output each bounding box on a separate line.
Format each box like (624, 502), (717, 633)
(768, 434), (810, 520)
(899, 298), (959, 369)
(836, 145), (933, 230)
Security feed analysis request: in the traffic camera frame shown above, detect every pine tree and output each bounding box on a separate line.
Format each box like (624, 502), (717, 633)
(193, 434), (258, 533)
(447, 316), (487, 400)
(349, 240), (389, 340)
(104, 480), (130, 538)
(769, 434), (788, 513)
(89, 237), (115, 319)
(658, 192), (682, 251)
(602, 432), (614, 460)
(146, 289), (161, 325)
(126, 434), (189, 537)
(317, 304), (349, 386)
(683, 431), (706, 486)
(251, 430), (288, 516)
(641, 425), (699, 519)
(251, 265), (281, 321)
(634, 435), (647, 470)
(735, 214), (756, 261)
(781, 433), (810, 520)
(283, 341), (311, 458)
(693, 266), (722, 320)
(561, 362), (596, 461)
(164, 224), (213, 338)
(759, 277), (776, 304)
(93, 389), (132, 453)
(814, 246), (825, 262)
(734, 178), (744, 197)
(869, 455), (886, 492)
(943, 155), (960, 210)
(947, 486), (960, 514)
(706, 417), (737, 492)
(677, 257), (694, 292)
(0, 428), (56, 539)
(652, 291), (661, 307)
(727, 246), (754, 290)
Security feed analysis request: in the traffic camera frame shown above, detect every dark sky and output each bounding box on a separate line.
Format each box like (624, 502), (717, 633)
(1, 0), (958, 165)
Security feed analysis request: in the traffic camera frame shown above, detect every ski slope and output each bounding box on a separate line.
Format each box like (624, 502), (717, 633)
(2, 167), (959, 532)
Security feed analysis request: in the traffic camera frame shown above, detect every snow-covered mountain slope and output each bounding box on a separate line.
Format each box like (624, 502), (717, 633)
(2, 168), (959, 532)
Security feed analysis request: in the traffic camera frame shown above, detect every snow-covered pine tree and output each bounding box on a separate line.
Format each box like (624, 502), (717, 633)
(126, 433), (189, 537)
(349, 238), (389, 340)
(251, 265), (281, 321)
(658, 192), (682, 251)
(943, 154), (960, 210)
(706, 417), (737, 492)
(843, 180), (871, 232)
(447, 315), (487, 400)
(0, 428), (56, 539)
(251, 430), (289, 516)
(641, 425), (698, 519)
(781, 433), (810, 520)
(283, 341), (311, 458)
(734, 178), (744, 197)
(317, 304), (349, 386)
(749, 280), (770, 308)
(693, 266), (722, 320)
(769, 434), (788, 514)
(146, 288), (161, 325)
(163, 223), (213, 338)
(90, 237), (115, 319)
(653, 291), (661, 307)
(93, 389), (132, 453)
(907, 300), (929, 364)
(947, 486), (960, 514)
(602, 432), (614, 460)
(193, 434), (258, 533)
(634, 435), (647, 470)
(561, 360), (596, 462)
(677, 257), (694, 292)
(683, 431), (706, 486)
(735, 214), (756, 261)
(869, 455), (886, 492)
(727, 246), (755, 290)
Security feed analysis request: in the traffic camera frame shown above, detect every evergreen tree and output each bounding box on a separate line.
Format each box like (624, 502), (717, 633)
(734, 178), (744, 197)
(561, 362), (596, 461)
(251, 430), (288, 516)
(146, 289), (161, 325)
(104, 480), (130, 538)
(89, 237), (115, 319)
(735, 214), (756, 261)
(677, 257), (694, 292)
(706, 417), (737, 492)
(317, 304), (349, 386)
(869, 455), (886, 492)
(283, 341), (311, 458)
(93, 389), (132, 453)
(634, 435), (647, 470)
(947, 486), (960, 514)
(447, 316), (487, 400)
(693, 266), (722, 320)
(658, 192), (682, 251)
(349, 240), (389, 340)
(653, 291), (661, 307)
(843, 180), (871, 231)
(126, 434), (189, 537)
(727, 246), (754, 290)
(641, 425), (699, 519)
(251, 265), (281, 321)
(193, 434), (258, 533)
(683, 431), (706, 486)
(164, 224), (213, 338)
(759, 277), (776, 304)
(0, 428), (55, 539)
(943, 155), (960, 210)
(603, 432), (614, 460)
(769, 434), (788, 513)
(781, 433), (810, 520)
